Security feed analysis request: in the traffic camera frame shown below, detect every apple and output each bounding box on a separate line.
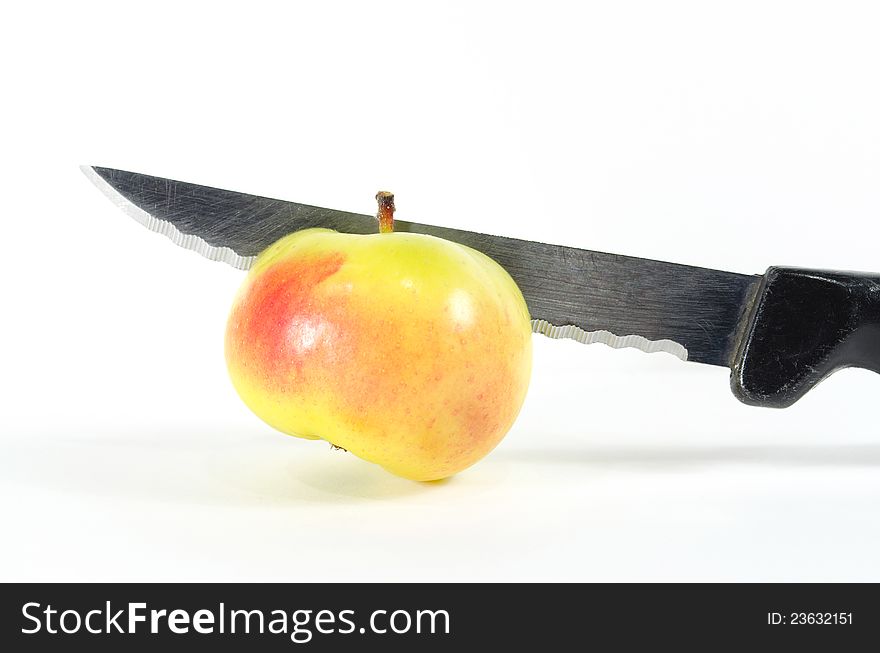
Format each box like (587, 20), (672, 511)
(225, 192), (532, 480)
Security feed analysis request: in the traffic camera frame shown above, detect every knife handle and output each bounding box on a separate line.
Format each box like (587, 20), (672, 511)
(731, 266), (880, 408)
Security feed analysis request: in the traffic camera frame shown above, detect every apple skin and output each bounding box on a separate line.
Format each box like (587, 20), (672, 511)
(225, 227), (532, 481)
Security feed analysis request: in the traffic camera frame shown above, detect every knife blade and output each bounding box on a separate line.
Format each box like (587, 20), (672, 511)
(83, 166), (880, 408)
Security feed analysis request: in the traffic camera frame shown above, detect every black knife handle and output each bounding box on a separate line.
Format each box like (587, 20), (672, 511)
(731, 266), (880, 408)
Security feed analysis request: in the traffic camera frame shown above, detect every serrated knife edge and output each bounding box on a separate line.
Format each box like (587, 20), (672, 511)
(82, 165), (258, 270)
(531, 319), (689, 360)
(84, 166), (692, 360)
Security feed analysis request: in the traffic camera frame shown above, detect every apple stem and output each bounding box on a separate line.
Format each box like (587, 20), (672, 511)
(376, 191), (395, 233)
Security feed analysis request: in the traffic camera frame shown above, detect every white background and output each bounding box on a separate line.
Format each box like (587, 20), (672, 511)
(2, 1), (880, 581)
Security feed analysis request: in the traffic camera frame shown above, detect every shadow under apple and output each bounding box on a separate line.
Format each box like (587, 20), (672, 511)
(6, 429), (880, 509)
(1, 429), (447, 507)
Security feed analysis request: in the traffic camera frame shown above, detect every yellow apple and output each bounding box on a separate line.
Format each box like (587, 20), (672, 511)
(225, 194), (532, 480)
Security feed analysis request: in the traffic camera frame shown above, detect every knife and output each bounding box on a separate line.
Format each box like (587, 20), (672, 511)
(82, 166), (880, 409)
